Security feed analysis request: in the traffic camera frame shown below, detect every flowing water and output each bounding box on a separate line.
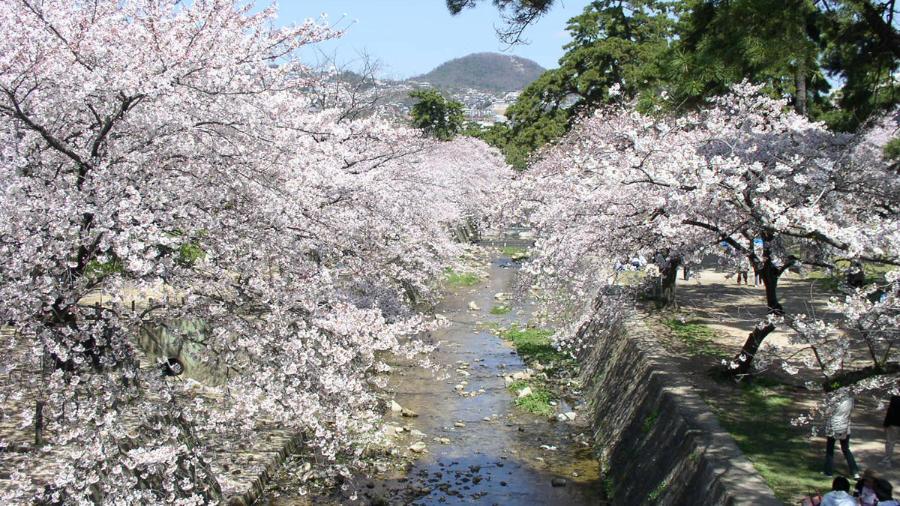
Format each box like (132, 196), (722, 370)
(263, 248), (606, 505)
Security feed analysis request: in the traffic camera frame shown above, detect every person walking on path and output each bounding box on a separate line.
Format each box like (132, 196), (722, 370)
(881, 395), (900, 467)
(736, 256), (750, 285)
(824, 388), (860, 479)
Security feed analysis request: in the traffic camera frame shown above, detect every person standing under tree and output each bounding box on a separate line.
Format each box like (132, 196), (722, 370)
(736, 256), (750, 285)
(824, 388), (860, 479)
(881, 395), (900, 467)
(752, 238), (764, 286)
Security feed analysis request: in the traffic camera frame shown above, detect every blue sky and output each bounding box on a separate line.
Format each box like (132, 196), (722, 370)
(275, 1), (592, 79)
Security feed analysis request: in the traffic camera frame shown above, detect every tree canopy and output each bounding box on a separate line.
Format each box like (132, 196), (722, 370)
(409, 89), (465, 140)
(462, 0), (900, 167)
(0, 2), (512, 501)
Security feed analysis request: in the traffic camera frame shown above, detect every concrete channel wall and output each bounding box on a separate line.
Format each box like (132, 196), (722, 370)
(579, 313), (782, 506)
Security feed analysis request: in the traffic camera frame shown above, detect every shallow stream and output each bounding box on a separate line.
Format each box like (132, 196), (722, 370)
(263, 249), (606, 505)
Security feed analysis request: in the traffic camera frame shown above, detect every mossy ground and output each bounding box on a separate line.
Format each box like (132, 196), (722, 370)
(490, 304), (512, 315)
(712, 381), (832, 502)
(658, 317), (833, 502)
(662, 318), (730, 360)
(500, 246), (529, 261)
(498, 324), (578, 417)
(443, 268), (480, 287)
(498, 324), (571, 368)
(506, 379), (555, 416)
(806, 261), (895, 293)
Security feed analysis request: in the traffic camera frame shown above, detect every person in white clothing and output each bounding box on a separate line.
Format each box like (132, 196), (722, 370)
(821, 476), (857, 506)
(854, 468), (879, 506)
(823, 388), (859, 478)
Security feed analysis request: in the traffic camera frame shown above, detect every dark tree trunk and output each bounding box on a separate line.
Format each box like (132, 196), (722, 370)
(657, 257), (680, 308)
(647, 254), (680, 308)
(731, 259), (785, 376)
(34, 400), (44, 447)
(795, 61), (808, 117)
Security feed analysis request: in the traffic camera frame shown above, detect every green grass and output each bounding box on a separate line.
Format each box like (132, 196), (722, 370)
(85, 257), (124, 280)
(648, 477), (670, 502)
(713, 381), (832, 503)
(807, 261), (897, 293)
(498, 324), (570, 367)
(507, 380), (555, 416)
(476, 322), (502, 333)
(602, 477), (616, 501)
(641, 409), (660, 434)
(177, 242), (206, 267)
(443, 268), (480, 287)
(663, 318), (730, 359)
(865, 263), (895, 281)
(806, 268), (845, 293)
(615, 270), (646, 287)
(490, 304), (512, 315)
(501, 246), (529, 261)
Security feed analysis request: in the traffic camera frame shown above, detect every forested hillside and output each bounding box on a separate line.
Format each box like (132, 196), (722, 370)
(413, 52), (545, 92)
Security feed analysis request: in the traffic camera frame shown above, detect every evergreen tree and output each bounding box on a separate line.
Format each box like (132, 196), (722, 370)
(817, 0), (900, 130)
(409, 89), (465, 140)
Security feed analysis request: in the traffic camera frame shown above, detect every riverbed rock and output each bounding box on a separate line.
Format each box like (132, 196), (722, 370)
(408, 442), (427, 453)
(401, 408), (419, 418)
(453, 421), (466, 428)
(467, 301), (480, 311)
(389, 400), (403, 413)
(511, 371), (532, 381)
(551, 478), (567, 487)
(382, 423), (402, 436)
(516, 386), (533, 398)
(433, 437), (451, 445)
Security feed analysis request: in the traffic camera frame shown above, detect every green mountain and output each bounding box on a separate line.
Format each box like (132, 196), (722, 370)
(412, 52), (545, 93)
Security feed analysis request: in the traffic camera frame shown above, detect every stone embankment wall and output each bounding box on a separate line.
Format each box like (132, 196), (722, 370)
(579, 313), (782, 505)
(451, 219), (480, 244)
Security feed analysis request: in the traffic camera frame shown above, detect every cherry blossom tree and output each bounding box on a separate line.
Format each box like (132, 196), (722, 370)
(513, 84), (900, 376)
(0, 1), (511, 503)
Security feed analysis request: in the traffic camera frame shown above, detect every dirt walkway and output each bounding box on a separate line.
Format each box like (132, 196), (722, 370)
(673, 269), (899, 492)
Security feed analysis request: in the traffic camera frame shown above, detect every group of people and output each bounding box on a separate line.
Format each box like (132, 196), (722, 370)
(812, 473), (899, 506)
(810, 394), (900, 505)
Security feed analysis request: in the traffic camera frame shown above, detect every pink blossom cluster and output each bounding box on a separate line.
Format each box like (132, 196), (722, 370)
(0, 1), (511, 503)
(512, 83), (899, 383)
